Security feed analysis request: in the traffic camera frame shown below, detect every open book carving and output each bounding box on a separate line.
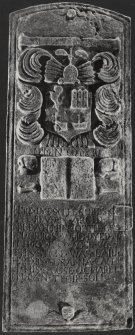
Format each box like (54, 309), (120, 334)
(3, 3), (132, 331)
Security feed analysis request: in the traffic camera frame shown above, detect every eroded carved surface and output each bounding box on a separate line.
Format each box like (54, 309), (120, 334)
(3, 3), (132, 332)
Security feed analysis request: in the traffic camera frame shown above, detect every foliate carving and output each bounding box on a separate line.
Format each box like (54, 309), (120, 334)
(93, 83), (121, 146)
(93, 122), (121, 147)
(18, 48), (51, 83)
(92, 52), (120, 83)
(17, 117), (44, 145)
(4, 3), (132, 332)
(16, 83), (44, 145)
(17, 42), (121, 146)
(95, 84), (120, 116)
(18, 48), (120, 86)
(17, 84), (43, 115)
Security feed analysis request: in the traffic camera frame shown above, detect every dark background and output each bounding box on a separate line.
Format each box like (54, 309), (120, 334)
(0, 0), (134, 334)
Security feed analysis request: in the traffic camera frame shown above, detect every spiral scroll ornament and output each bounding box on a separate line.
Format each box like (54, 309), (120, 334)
(95, 84), (121, 117)
(93, 122), (121, 147)
(17, 85), (43, 118)
(92, 52), (120, 83)
(93, 83), (121, 147)
(17, 117), (44, 145)
(16, 84), (44, 145)
(17, 48), (52, 83)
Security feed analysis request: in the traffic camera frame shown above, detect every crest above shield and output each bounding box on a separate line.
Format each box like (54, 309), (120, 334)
(3, 3), (132, 332)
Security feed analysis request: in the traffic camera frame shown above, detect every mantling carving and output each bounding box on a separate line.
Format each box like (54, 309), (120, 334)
(17, 84), (43, 116)
(4, 3), (132, 332)
(17, 117), (44, 145)
(92, 52), (120, 83)
(93, 80), (121, 147)
(18, 48), (47, 83)
(16, 83), (44, 145)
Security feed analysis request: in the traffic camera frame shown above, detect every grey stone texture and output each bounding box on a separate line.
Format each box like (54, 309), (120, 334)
(3, 2), (132, 332)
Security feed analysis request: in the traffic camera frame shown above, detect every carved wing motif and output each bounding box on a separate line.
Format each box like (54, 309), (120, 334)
(77, 61), (95, 85)
(44, 57), (64, 83)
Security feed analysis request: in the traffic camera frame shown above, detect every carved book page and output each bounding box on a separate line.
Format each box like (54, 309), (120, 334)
(3, 3), (133, 331)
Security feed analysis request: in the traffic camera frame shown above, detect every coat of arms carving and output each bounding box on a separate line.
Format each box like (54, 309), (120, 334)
(3, 3), (132, 332)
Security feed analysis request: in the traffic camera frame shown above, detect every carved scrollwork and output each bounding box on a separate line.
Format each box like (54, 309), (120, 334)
(95, 84), (121, 116)
(17, 84), (43, 118)
(92, 52), (120, 83)
(17, 46), (121, 146)
(93, 121), (121, 147)
(16, 83), (44, 145)
(17, 116), (44, 145)
(93, 84), (121, 147)
(18, 48), (51, 83)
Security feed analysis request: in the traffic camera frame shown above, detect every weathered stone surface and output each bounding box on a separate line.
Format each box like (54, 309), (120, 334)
(40, 157), (67, 199)
(40, 156), (95, 200)
(69, 157), (95, 199)
(3, 2), (132, 332)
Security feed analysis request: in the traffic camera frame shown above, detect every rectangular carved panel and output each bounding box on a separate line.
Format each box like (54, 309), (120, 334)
(41, 156), (95, 200)
(3, 3), (132, 332)
(69, 157), (95, 200)
(41, 157), (67, 199)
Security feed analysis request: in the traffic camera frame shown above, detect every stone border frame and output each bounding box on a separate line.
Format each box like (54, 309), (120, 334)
(3, 3), (132, 331)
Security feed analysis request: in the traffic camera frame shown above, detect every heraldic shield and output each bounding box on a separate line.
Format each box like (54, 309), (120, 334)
(3, 2), (132, 332)
(43, 46), (93, 142)
(18, 40), (95, 142)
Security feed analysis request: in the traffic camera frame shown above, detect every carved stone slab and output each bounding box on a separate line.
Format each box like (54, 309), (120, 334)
(3, 3), (133, 331)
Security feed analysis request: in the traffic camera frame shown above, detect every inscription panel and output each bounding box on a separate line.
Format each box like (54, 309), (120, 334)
(13, 205), (125, 284)
(3, 3), (132, 332)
